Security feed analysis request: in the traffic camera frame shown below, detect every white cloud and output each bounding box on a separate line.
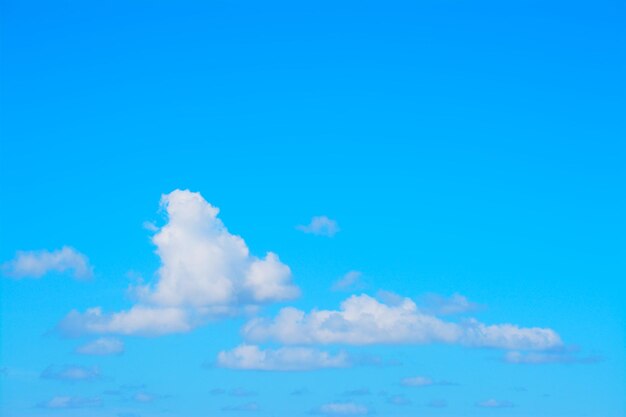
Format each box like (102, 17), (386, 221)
(41, 365), (100, 382)
(2, 247), (93, 280)
(38, 396), (101, 409)
(76, 338), (124, 355)
(59, 306), (192, 336)
(401, 376), (433, 387)
(476, 399), (514, 408)
(145, 190), (299, 306)
(58, 190), (299, 336)
(315, 402), (369, 416)
(217, 344), (350, 371)
(332, 271), (364, 292)
(297, 216), (339, 237)
(243, 294), (562, 350)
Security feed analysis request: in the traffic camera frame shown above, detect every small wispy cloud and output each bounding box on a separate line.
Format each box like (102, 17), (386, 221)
(297, 216), (339, 237)
(476, 399), (514, 408)
(418, 293), (480, 315)
(313, 402), (369, 416)
(504, 349), (602, 364)
(132, 392), (162, 403)
(211, 387), (257, 397)
(142, 221), (159, 232)
(41, 365), (100, 382)
(401, 376), (433, 387)
(216, 344), (350, 371)
(401, 376), (457, 387)
(2, 247), (93, 280)
(332, 271), (365, 292)
(38, 396), (101, 409)
(76, 338), (124, 356)
(387, 394), (411, 405)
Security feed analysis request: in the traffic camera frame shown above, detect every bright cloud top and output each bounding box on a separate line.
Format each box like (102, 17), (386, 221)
(58, 190), (299, 336)
(217, 344), (350, 371)
(2, 247), (93, 280)
(243, 293), (562, 350)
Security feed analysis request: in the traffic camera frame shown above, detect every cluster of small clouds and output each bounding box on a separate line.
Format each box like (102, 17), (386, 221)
(3, 190), (564, 358)
(3, 189), (582, 415)
(2, 246), (93, 280)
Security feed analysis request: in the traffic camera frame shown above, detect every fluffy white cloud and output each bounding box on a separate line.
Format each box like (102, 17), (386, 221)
(243, 294), (562, 350)
(217, 344), (350, 371)
(58, 190), (299, 336)
(76, 338), (124, 355)
(145, 190), (299, 306)
(2, 247), (93, 280)
(332, 271), (364, 292)
(297, 216), (339, 237)
(315, 402), (369, 416)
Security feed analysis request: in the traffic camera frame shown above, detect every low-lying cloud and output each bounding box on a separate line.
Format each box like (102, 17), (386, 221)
(243, 293), (562, 350)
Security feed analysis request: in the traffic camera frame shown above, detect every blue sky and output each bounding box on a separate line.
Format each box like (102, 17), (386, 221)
(1, 0), (624, 416)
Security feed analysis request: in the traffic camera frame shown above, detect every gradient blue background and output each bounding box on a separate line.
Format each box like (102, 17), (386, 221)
(1, 0), (624, 416)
